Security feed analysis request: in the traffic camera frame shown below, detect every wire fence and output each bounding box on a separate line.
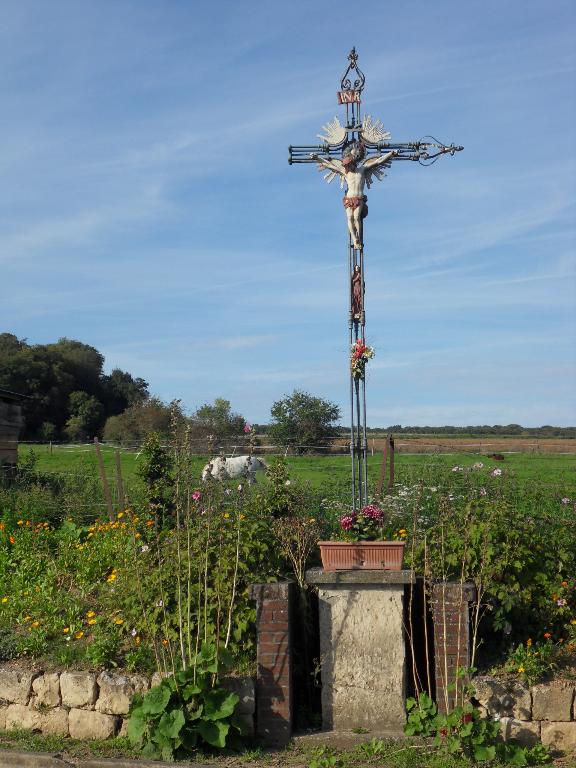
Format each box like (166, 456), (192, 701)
(8, 437), (576, 456)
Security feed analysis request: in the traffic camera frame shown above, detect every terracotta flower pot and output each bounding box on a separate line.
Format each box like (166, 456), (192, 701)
(319, 541), (405, 572)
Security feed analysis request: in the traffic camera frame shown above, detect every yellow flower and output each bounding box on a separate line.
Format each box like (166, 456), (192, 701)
(87, 618), (97, 626)
(570, 619), (576, 625)
(107, 572), (117, 583)
(117, 512), (124, 519)
(31, 621), (40, 628)
(135, 636), (141, 645)
(63, 627), (69, 634)
(526, 638), (532, 647)
(17, 520), (23, 526)
(161, 639), (168, 647)
(1, 597), (8, 604)
(517, 666), (525, 673)
(74, 630), (84, 639)
(135, 533), (141, 539)
(23, 616), (32, 622)
(86, 610), (96, 618)
(223, 513), (230, 519)
(239, 514), (246, 521)
(114, 618), (124, 625)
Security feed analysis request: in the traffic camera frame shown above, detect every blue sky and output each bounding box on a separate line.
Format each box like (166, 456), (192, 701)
(1, 0), (575, 426)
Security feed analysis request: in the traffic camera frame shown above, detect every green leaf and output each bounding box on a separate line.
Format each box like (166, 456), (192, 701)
(142, 684), (171, 715)
(182, 683), (202, 700)
(158, 708), (185, 739)
(126, 713), (146, 744)
(198, 719), (229, 748)
(203, 690), (239, 720)
(473, 745), (496, 761)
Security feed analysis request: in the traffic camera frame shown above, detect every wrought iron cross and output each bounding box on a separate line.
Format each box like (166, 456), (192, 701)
(289, 48), (463, 511)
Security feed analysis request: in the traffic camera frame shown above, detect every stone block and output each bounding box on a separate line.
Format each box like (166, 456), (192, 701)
(118, 718), (129, 738)
(150, 671), (169, 688)
(0, 670), (39, 705)
(39, 707), (69, 736)
(541, 721), (576, 751)
(236, 712), (254, 739)
(0, 704), (7, 729)
(532, 681), (574, 721)
(317, 583), (407, 730)
(60, 672), (97, 709)
(32, 673), (61, 708)
(95, 672), (149, 715)
(500, 717), (540, 745)
(68, 708), (119, 740)
(5, 703), (41, 730)
(474, 676), (531, 720)
(222, 676), (255, 715)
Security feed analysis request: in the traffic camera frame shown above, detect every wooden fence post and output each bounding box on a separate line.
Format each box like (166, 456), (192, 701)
(94, 438), (115, 521)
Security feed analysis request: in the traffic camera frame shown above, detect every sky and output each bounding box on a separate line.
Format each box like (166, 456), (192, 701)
(1, 0), (575, 427)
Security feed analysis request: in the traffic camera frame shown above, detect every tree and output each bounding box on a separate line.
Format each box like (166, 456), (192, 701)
(64, 391), (104, 441)
(102, 369), (149, 416)
(103, 397), (178, 445)
(0, 334), (149, 439)
(269, 390), (340, 453)
(190, 398), (245, 441)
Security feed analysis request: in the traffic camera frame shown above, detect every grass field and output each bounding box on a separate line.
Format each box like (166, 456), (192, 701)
(18, 442), (576, 493)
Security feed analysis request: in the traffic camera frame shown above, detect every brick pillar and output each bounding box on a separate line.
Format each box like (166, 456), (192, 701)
(249, 581), (293, 746)
(431, 581), (477, 713)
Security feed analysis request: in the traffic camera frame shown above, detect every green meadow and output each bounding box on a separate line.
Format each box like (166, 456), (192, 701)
(18, 443), (576, 492)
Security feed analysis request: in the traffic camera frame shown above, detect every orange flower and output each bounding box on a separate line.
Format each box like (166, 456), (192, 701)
(544, 632), (552, 639)
(9, 535), (15, 545)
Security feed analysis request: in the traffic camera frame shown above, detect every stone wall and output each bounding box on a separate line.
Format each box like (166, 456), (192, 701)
(475, 676), (576, 752)
(0, 667), (254, 740)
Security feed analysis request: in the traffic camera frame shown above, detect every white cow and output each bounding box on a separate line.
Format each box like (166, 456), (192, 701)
(201, 455), (268, 486)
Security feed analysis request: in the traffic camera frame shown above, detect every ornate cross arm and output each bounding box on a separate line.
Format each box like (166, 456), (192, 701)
(289, 138), (463, 166)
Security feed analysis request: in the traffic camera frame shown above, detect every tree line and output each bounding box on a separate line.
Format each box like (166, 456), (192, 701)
(1, 333), (572, 446)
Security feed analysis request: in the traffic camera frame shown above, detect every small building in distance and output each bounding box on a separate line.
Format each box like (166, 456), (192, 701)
(0, 388), (26, 468)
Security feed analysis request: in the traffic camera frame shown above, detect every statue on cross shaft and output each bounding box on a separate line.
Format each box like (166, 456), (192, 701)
(311, 140), (397, 249)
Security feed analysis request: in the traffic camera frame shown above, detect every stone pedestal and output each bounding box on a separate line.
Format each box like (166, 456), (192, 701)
(306, 568), (414, 733)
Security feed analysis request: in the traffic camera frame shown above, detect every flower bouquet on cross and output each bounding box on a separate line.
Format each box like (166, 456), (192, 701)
(350, 338), (374, 380)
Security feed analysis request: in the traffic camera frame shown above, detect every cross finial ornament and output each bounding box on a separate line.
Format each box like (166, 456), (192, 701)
(288, 50), (463, 510)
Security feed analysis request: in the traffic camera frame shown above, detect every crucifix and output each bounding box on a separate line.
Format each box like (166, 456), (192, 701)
(289, 49), (463, 511)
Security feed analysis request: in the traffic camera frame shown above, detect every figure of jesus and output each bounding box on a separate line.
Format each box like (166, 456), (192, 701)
(311, 141), (397, 249)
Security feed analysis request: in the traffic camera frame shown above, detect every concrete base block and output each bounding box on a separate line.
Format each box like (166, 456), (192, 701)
(306, 569), (414, 732)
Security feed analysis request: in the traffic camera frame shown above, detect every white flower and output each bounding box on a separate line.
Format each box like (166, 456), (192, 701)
(156, 600), (163, 608)
(561, 497), (570, 505)
(493, 713), (501, 722)
(131, 628), (138, 637)
(237, 484), (243, 491)
(472, 462), (484, 469)
(451, 466), (463, 472)
(285, 480), (291, 486)
(225, 488), (232, 495)
(479, 488), (487, 497)
(491, 468), (503, 477)
(141, 545), (150, 553)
